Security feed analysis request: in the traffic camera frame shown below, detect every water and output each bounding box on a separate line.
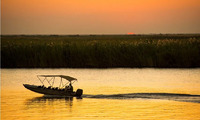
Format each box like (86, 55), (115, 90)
(1, 68), (200, 120)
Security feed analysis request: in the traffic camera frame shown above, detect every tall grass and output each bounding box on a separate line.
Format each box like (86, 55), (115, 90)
(1, 34), (200, 68)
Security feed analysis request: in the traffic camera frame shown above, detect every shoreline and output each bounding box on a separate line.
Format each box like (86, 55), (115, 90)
(2, 34), (200, 68)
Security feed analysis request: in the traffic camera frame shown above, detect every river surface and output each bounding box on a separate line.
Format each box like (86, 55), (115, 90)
(1, 68), (200, 120)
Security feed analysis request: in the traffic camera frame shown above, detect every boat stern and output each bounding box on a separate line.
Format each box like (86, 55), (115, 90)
(75, 89), (83, 96)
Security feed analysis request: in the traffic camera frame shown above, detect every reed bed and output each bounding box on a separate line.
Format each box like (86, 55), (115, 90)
(1, 34), (200, 68)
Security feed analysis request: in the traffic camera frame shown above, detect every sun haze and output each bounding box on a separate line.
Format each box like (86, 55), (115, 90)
(1, 0), (200, 34)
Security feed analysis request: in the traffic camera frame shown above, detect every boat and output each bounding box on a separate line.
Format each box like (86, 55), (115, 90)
(23, 75), (83, 97)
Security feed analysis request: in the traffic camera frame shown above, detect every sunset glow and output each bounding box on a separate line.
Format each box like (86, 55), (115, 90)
(1, 0), (200, 34)
(127, 32), (135, 35)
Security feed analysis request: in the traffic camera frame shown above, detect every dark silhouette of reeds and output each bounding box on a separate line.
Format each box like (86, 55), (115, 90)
(1, 34), (200, 68)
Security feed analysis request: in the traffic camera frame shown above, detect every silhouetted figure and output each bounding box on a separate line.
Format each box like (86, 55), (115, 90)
(69, 83), (73, 92)
(65, 86), (69, 92)
(64, 83), (73, 93)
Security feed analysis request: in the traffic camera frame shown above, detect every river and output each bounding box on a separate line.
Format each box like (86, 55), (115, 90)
(1, 68), (200, 120)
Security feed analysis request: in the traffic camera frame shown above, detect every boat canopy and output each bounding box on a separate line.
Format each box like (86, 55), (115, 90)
(38, 75), (77, 82)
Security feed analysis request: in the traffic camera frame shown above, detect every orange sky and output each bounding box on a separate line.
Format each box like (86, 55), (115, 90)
(1, 0), (200, 34)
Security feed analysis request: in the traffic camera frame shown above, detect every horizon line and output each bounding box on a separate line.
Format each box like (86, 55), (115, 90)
(1, 33), (200, 36)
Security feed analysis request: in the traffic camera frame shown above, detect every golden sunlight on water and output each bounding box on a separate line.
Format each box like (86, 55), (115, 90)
(1, 68), (200, 120)
(1, 90), (200, 120)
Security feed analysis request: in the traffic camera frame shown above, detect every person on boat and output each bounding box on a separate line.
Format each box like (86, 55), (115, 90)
(69, 83), (73, 92)
(65, 85), (69, 92)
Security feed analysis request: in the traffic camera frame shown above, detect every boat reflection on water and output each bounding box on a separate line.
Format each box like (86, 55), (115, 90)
(28, 96), (74, 102)
(24, 96), (80, 110)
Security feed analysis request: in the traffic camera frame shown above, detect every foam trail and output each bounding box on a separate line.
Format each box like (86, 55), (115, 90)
(83, 93), (200, 103)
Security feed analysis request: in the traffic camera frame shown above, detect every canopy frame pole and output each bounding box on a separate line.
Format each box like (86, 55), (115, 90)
(59, 77), (62, 88)
(37, 75), (44, 85)
(52, 77), (55, 87)
(63, 82), (70, 87)
(61, 79), (65, 88)
(43, 77), (47, 84)
(48, 77), (54, 86)
(45, 77), (52, 86)
(72, 81), (75, 84)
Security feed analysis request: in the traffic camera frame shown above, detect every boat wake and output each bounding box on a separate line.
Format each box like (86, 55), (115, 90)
(83, 93), (200, 103)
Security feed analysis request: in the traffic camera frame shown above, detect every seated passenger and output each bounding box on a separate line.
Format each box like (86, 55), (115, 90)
(69, 83), (73, 92)
(65, 86), (69, 92)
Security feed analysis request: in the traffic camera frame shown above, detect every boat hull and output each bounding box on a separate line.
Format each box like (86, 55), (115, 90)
(23, 84), (82, 97)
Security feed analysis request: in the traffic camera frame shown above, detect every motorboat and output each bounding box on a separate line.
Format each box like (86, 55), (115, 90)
(23, 75), (83, 97)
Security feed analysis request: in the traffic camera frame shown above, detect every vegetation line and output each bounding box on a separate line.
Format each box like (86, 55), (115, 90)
(1, 34), (200, 68)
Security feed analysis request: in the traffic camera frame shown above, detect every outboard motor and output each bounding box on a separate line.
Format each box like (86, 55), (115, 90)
(76, 89), (83, 96)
